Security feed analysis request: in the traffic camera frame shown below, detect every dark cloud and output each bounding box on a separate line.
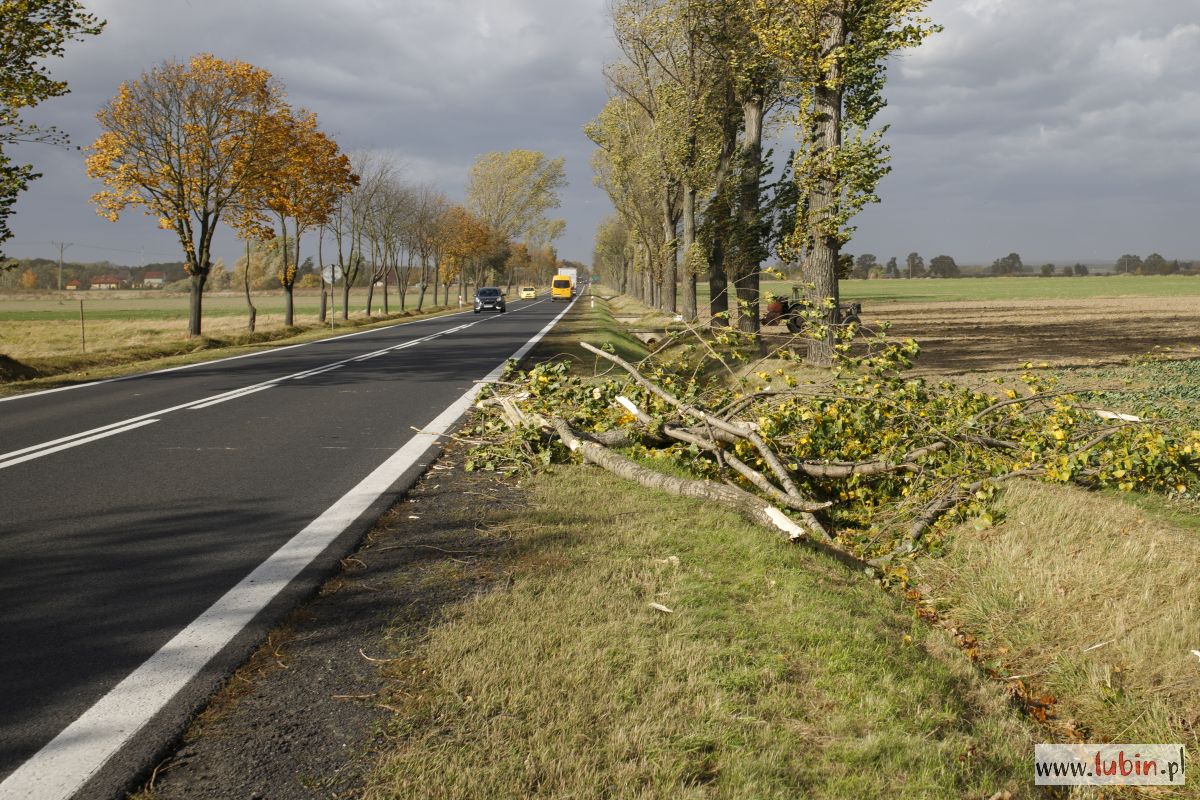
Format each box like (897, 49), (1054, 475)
(6, 0), (1197, 268)
(8, 0), (617, 265)
(852, 0), (1200, 263)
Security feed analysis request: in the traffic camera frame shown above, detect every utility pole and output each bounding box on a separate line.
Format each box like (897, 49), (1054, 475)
(53, 241), (72, 291)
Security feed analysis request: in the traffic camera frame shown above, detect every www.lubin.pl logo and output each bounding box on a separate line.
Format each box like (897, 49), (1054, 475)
(1035, 744), (1186, 786)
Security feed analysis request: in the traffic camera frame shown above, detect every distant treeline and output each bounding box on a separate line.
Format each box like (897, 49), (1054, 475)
(0, 259), (190, 291)
(831, 252), (1200, 280)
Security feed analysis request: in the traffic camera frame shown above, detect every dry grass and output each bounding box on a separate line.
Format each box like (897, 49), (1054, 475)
(0, 287), (448, 361)
(363, 467), (1035, 800)
(916, 480), (1200, 780)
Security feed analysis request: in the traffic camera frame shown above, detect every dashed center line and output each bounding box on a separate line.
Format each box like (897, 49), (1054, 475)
(0, 305), (535, 471)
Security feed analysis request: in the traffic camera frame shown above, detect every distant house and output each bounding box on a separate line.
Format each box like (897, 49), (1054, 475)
(143, 270), (165, 288)
(65, 279), (83, 291)
(92, 275), (122, 290)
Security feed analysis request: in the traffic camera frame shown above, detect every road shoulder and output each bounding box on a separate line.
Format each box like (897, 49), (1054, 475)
(132, 441), (516, 800)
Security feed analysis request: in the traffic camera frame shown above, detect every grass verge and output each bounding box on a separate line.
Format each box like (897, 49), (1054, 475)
(358, 293), (1036, 799)
(364, 466), (1034, 799)
(915, 480), (1200, 786)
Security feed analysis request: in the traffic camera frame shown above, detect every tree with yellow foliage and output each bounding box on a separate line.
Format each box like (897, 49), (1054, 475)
(751, 0), (938, 362)
(87, 54), (284, 336)
(233, 105), (357, 326)
(439, 205), (491, 305)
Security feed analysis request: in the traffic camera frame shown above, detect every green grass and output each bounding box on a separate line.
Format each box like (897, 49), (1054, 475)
(526, 289), (650, 369)
(364, 467), (1034, 800)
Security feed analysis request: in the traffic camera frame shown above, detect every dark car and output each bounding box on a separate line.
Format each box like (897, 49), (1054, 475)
(474, 287), (506, 313)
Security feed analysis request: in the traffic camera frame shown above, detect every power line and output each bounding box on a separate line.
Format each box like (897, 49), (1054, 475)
(5, 241), (182, 259)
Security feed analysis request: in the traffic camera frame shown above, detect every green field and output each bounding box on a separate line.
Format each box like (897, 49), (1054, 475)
(758, 274), (1200, 304)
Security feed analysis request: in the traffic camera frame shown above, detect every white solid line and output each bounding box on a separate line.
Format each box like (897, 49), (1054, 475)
(0, 420), (160, 472)
(0, 296), (576, 800)
(186, 384), (277, 410)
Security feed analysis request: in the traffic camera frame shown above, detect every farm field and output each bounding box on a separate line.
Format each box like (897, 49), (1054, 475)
(688, 277), (1200, 374)
(771, 274), (1200, 304)
(611, 277), (1200, 376)
(0, 287), (462, 361)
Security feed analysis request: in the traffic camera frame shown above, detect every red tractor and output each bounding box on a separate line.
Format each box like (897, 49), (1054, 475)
(762, 286), (862, 334)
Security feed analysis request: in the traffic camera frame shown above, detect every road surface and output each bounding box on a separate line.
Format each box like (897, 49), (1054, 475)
(0, 295), (574, 799)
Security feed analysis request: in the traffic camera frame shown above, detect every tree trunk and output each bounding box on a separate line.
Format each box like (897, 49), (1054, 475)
(317, 233), (326, 323)
(319, 284), (327, 323)
(284, 284), (295, 327)
(188, 268), (207, 337)
(735, 95), (765, 336)
(341, 278), (350, 320)
(382, 267), (390, 315)
(682, 185), (697, 322)
(709, 233), (729, 328)
(803, 13), (846, 367)
(365, 279), (376, 317)
(243, 241), (257, 332)
(662, 186), (678, 314)
(416, 260), (428, 311)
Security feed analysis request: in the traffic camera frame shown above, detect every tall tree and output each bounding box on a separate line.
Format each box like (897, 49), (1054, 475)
(233, 106), (357, 326)
(1114, 254), (1142, 275)
(1, 0), (104, 259)
(88, 54), (283, 335)
(466, 150), (567, 246)
(906, 251), (925, 278)
(928, 254), (959, 278)
(754, 0), (938, 362)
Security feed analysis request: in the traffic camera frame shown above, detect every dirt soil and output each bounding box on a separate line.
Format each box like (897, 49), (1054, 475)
(761, 296), (1200, 374)
(136, 442), (519, 800)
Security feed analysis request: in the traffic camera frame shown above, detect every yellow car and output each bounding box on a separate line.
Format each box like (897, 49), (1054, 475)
(519, 286), (537, 299)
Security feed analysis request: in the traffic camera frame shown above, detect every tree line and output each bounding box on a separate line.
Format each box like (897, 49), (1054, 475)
(587, 0), (938, 363)
(4, 5), (572, 336)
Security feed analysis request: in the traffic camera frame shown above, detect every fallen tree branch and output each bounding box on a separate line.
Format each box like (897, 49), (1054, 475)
(552, 418), (814, 540)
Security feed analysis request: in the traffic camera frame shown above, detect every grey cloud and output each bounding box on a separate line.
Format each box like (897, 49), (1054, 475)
(5, 0), (1197, 268)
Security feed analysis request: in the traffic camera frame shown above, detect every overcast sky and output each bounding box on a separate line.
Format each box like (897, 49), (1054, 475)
(6, 0), (1199, 268)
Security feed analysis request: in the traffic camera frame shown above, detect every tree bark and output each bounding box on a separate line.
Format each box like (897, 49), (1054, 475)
(681, 185), (697, 322)
(735, 95), (765, 336)
(662, 185), (678, 314)
(803, 13), (846, 367)
(317, 230), (326, 323)
(188, 268), (208, 338)
(708, 233), (729, 328)
(243, 240), (257, 332)
(284, 284), (294, 328)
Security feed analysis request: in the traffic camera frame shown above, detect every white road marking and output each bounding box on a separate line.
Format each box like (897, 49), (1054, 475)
(0, 296), (575, 800)
(0, 304), (542, 469)
(186, 384), (278, 410)
(0, 420), (161, 471)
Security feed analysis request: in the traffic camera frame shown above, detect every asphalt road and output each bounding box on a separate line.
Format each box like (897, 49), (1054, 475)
(0, 295), (573, 799)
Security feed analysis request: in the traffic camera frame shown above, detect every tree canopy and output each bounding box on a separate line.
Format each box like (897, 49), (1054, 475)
(1, 0), (104, 258)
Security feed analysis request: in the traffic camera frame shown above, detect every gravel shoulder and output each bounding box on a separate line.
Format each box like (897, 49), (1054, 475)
(133, 441), (518, 800)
